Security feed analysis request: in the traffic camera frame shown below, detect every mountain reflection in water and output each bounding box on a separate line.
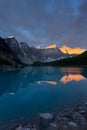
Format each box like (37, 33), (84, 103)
(38, 81), (57, 85)
(60, 74), (85, 84)
(0, 67), (87, 96)
(38, 74), (85, 85)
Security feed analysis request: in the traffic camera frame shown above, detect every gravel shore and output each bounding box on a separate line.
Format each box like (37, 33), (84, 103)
(13, 101), (87, 130)
(1, 101), (87, 130)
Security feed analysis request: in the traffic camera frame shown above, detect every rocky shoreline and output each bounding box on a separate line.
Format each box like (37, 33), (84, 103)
(12, 101), (87, 130)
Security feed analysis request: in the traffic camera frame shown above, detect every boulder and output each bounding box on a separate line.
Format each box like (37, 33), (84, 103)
(68, 121), (77, 127)
(36, 113), (54, 130)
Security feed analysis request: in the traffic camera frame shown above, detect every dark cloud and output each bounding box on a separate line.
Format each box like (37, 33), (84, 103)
(0, 0), (87, 48)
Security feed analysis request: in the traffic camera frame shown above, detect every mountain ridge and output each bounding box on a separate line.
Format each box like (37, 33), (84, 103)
(33, 51), (87, 66)
(0, 36), (86, 67)
(37, 44), (84, 55)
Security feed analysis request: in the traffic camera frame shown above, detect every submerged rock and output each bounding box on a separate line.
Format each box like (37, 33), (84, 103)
(16, 125), (23, 130)
(50, 123), (57, 128)
(16, 125), (35, 130)
(85, 102), (87, 106)
(47, 123), (58, 130)
(39, 113), (53, 120)
(68, 121), (77, 127)
(80, 110), (86, 114)
(36, 113), (54, 130)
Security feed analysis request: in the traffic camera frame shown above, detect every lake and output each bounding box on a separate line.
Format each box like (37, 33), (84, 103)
(0, 66), (87, 128)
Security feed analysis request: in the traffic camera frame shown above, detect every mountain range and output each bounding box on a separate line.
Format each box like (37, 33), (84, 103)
(0, 36), (86, 68)
(37, 43), (84, 54)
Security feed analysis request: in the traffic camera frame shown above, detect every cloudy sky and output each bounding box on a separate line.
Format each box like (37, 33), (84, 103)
(0, 0), (87, 48)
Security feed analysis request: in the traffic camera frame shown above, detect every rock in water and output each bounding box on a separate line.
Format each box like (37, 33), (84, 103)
(40, 113), (53, 120)
(16, 125), (22, 130)
(68, 121), (77, 127)
(36, 113), (54, 130)
(16, 125), (31, 130)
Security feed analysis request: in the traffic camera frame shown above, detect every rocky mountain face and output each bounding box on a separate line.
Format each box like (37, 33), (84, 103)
(33, 50), (87, 66)
(0, 37), (67, 66)
(38, 47), (67, 62)
(0, 36), (85, 67)
(37, 43), (84, 62)
(5, 37), (31, 65)
(0, 37), (21, 67)
(0, 36), (45, 66)
(4, 37), (42, 65)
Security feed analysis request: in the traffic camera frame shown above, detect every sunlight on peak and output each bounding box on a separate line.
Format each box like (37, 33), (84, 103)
(45, 44), (57, 49)
(60, 45), (84, 54)
(36, 44), (85, 55)
(36, 44), (57, 49)
(37, 45), (41, 49)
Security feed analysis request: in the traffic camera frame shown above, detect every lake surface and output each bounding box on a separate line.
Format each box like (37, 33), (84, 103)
(0, 66), (87, 128)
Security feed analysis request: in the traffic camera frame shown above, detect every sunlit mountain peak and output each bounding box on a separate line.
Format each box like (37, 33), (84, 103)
(37, 45), (41, 49)
(60, 45), (84, 54)
(36, 44), (84, 55)
(45, 44), (57, 49)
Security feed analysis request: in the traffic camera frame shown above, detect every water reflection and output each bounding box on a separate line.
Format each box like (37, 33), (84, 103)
(37, 74), (85, 85)
(38, 81), (57, 85)
(0, 67), (87, 96)
(60, 74), (85, 84)
(60, 67), (83, 73)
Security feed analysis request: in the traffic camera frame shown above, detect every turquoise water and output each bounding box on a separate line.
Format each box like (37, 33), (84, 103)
(0, 67), (87, 128)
